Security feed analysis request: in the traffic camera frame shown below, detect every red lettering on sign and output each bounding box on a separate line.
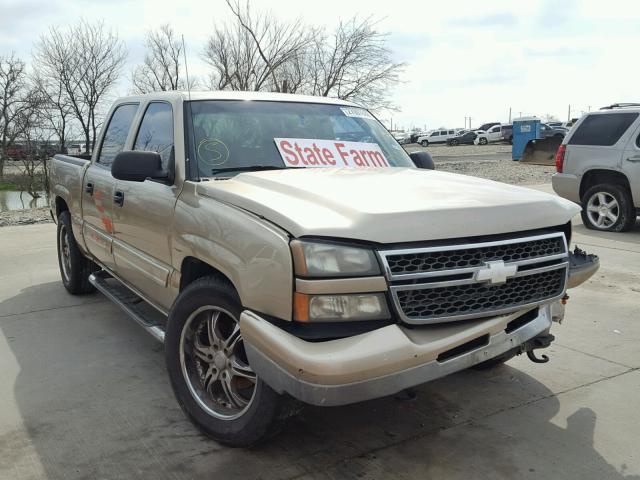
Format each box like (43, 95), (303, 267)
(322, 148), (336, 165)
(279, 140), (298, 164)
(334, 143), (349, 166)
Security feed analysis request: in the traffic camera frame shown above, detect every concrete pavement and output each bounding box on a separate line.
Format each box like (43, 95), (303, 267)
(1, 192), (639, 479)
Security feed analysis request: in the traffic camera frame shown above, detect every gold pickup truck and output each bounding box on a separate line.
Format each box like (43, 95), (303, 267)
(49, 91), (599, 447)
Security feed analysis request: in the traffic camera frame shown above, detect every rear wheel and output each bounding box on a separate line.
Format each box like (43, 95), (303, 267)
(57, 210), (97, 294)
(450, 139), (459, 146)
(478, 137), (488, 145)
(421, 140), (429, 147)
(581, 184), (636, 232)
(165, 276), (285, 447)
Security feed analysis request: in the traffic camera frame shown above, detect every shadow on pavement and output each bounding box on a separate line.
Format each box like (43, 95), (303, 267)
(1, 281), (638, 480)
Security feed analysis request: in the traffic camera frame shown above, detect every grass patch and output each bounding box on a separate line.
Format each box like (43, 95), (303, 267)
(0, 180), (19, 191)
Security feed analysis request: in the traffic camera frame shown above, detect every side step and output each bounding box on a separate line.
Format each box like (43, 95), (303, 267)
(89, 271), (167, 343)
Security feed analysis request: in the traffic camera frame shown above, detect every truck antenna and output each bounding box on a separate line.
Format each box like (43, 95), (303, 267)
(181, 34), (192, 102)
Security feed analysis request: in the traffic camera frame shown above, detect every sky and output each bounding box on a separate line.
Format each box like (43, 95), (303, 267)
(2, 0), (640, 132)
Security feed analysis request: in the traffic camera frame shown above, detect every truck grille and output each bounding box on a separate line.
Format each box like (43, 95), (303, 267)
(379, 233), (569, 324)
(385, 235), (565, 276)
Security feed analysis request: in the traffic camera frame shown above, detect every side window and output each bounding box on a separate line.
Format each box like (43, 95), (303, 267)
(569, 113), (639, 146)
(448, 130), (454, 135)
(134, 102), (174, 170)
(431, 132), (439, 137)
(440, 130), (448, 135)
(98, 104), (139, 166)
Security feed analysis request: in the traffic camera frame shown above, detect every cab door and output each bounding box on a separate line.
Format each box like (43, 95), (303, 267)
(111, 101), (179, 310)
(82, 103), (139, 271)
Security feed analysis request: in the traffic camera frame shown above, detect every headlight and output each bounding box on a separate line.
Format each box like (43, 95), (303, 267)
(294, 293), (389, 322)
(290, 240), (381, 277)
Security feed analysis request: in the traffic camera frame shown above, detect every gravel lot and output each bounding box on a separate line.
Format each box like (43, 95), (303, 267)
(0, 145), (555, 227)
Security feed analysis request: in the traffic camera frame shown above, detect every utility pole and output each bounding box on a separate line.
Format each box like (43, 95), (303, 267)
(567, 104), (571, 122)
(469, 117), (472, 129)
(508, 107), (512, 123)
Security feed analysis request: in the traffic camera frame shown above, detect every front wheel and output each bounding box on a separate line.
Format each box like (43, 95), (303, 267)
(478, 137), (488, 145)
(581, 184), (636, 232)
(420, 140), (429, 147)
(165, 276), (284, 447)
(450, 139), (459, 146)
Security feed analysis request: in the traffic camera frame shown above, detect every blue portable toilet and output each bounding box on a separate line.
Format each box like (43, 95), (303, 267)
(512, 118), (541, 161)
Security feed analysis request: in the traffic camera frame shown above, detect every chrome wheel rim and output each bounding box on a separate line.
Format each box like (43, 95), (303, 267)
(587, 191), (619, 229)
(58, 224), (72, 281)
(179, 306), (257, 420)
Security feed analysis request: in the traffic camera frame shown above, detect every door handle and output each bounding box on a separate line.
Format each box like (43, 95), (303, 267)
(85, 182), (94, 195)
(626, 156), (640, 163)
(113, 190), (124, 207)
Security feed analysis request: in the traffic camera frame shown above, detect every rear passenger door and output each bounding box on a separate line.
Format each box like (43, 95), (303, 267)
(82, 103), (139, 271)
(621, 121), (640, 207)
(112, 101), (179, 310)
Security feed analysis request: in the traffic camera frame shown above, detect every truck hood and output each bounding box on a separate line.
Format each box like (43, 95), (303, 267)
(197, 168), (580, 243)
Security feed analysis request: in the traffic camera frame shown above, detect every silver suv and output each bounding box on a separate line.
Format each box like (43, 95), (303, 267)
(552, 104), (640, 232)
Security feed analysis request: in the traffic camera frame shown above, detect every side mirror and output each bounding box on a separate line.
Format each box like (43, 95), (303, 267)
(410, 151), (435, 170)
(111, 151), (167, 182)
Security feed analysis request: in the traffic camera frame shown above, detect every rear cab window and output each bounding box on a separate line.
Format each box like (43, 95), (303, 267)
(568, 112), (639, 146)
(133, 102), (174, 170)
(97, 103), (139, 166)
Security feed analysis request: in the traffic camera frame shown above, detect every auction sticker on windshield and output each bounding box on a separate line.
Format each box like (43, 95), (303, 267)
(274, 138), (390, 168)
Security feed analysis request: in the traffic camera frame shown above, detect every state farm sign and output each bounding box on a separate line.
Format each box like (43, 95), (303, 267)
(274, 138), (390, 168)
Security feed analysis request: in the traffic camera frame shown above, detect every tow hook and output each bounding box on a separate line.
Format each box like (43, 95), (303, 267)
(522, 333), (555, 363)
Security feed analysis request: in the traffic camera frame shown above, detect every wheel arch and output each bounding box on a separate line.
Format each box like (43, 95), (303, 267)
(179, 256), (237, 294)
(579, 169), (632, 200)
(55, 196), (69, 218)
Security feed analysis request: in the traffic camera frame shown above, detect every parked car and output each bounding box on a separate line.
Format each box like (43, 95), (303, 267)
(474, 124), (504, 145)
(417, 129), (459, 146)
(547, 121), (564, 128)
(478, 122), (501, 132)
(553, 105), (640, 232)
(540, 123), (567, 139)
(447, 130), (478, 146)
(50, 91), (598, 446)
(501, 124), (513, 144)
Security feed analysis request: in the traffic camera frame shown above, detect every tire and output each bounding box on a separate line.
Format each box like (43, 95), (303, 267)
(165, 276), (285, 447)
(420, 140), (429, 147)
(581, 183), (636, 232)
(450, 139), (459, 146)
(57, 210), (97, 294)
(478, 137), (488, 145)
(472, 348), (518, 370)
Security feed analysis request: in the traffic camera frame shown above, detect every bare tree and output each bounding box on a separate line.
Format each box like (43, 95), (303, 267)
(132, 24), (196, 94)
(203, 3), (404, 111)
(0, 53), (32, 177)
(34, 20), (127, 153)
(306, 17), (405, 110)
(204, 0), (313, 92)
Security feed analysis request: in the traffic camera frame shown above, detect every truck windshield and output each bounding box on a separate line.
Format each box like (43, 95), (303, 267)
(187, 100), (414, 177)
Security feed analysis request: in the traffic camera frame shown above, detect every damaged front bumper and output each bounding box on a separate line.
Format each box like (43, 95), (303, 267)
(241, 306), (556, 407)
(567, 247), (600, 289)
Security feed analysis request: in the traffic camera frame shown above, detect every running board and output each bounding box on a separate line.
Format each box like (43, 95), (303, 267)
(89, 270), (166, 343)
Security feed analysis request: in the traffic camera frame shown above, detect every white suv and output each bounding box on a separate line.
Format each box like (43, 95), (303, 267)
(552, 104), (640, 232)
(418, 129), (460, 146)
(474, 124), (504, 145)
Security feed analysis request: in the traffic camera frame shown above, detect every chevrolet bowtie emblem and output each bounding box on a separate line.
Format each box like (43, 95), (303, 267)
(475, 260), (518, 285)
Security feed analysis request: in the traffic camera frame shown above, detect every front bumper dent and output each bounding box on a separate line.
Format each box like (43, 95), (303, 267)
(241, 306), (553, 407)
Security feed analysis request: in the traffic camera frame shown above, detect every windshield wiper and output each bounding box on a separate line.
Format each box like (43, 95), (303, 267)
(210, 165), (290, 175)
